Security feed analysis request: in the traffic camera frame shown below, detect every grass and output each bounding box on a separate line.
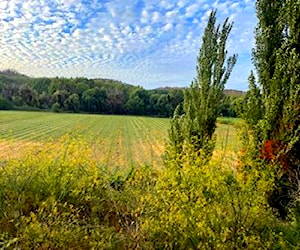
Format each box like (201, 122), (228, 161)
(0, 111), (241, 167)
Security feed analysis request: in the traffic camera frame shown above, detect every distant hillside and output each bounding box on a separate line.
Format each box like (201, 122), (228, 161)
(93, 78), (135, 88)
(155, 87), (245, 96)
(0, 70), (246, 95)
(0, 69), (29, 78)
(0, 70), (184, 116)
(224, 89), (246, 97)
(0, 70), (31, 87)
(0, 69), (243, 117)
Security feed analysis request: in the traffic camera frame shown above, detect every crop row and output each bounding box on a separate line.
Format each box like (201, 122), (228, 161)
(0, 111), (239, 167)
(0, 111), (170, 166)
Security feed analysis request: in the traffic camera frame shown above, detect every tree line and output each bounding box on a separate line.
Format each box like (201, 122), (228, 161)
(0, 69), (242, 117)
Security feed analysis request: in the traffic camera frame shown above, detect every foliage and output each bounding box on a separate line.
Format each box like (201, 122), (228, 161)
(0, 136), (140, 249)
(243, 0), (300, 218)
(0, 96), (13, 110)
(0, 70), (241, 117)
(0, 134), (298, 249)
(140, 145), (300, 249)
(168, 10), (237, 159)
(242, 71), (263, 129)
(51, 102), (60, 112)
(0, 2), (298, 247)
(219, 95), (238, 117)
(0, 71), (185, 117)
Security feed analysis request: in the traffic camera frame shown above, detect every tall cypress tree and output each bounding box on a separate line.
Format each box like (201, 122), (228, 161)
(168, 10), (237, 159)
(253, 0), (299, 144)
(250, 0), (300, 218)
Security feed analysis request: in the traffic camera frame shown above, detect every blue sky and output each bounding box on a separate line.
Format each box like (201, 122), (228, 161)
(0, 0), (257, 90)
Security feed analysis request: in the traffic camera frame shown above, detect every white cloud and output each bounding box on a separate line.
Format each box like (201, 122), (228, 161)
(152, 11), (161, 23)
(159, 0), (175, 9)
(141, 9), (149, 23)
(0, 1), (7, 9)
(177, 0), (188, 8)
(162, 23), (173, 31)
(185, 3), (199, 18)
(165, 10), (178, 19)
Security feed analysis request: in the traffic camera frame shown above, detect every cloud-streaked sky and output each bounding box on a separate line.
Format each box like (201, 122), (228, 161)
(0, 0), (256, 90)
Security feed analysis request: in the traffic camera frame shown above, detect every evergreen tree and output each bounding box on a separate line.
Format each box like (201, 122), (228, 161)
(253, 0), (299, 143)
(168, 10), (237, 159)
(243, 71), (263, 129)
(249, 0), (299, 218)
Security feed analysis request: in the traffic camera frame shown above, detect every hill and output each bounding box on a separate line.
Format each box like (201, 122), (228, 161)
(0, 70), (241, 117)
(224, 89), (245, 97)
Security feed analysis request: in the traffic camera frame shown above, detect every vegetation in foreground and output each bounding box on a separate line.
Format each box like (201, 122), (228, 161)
(0, 135), (298, 249)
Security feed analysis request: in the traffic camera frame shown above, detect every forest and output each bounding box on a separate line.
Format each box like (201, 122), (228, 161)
(0, 69), (243, 117)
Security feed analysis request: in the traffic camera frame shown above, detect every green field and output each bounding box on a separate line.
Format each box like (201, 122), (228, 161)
(0, 111), (240, 167)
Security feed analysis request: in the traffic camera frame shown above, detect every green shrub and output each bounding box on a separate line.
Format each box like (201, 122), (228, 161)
(51, 102), (60, 112)
(139, 146), (298, 249)
(0, 97), (13, 110)
(0, 137), (138, 249)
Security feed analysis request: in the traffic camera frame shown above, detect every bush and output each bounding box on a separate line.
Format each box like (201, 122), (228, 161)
(139, 146), (299, 249)
(51, 102), (60, 112)
(0, 136), (138, 249)
(0, 97), (13, 110)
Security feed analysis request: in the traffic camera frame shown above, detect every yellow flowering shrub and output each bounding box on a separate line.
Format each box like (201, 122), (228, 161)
(0, 135), (298, 248)
(0, 135), (138, 249)
(139, 145), (296, 249)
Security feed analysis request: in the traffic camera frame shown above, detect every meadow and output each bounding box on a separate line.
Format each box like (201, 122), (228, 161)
(0, 111), (240, 168)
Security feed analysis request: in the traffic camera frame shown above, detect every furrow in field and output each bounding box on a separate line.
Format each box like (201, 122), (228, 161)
(85, 115), (112, 140)
(88, 116), (115, 165)
(122, 116), (134, 167)
(107, 117), (124, 167)
(92, 116), (119, 167)
(111, 118), (128, 168)
(3, 119), (73, 141)
(0, 114), (66, 138)
(129, 118), (154, 165)
(72, 116), (100, 140)
(142, 117), (169, 131)
(139, 118), (167, 166)
(0, 114), (90, 143)
(36, 116), (90, 140)
(0, 115), (57, 138)
(145, 132), (166, 164)
(147, 118), (169, 131)
(0, 111), (241, 168)
(0, 112), (50, 125)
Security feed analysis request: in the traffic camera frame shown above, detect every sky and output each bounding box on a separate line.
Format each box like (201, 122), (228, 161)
(0, 0), (257, 90)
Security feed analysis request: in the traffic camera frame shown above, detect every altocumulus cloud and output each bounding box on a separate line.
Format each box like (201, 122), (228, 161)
(0, 0), (256, 90)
